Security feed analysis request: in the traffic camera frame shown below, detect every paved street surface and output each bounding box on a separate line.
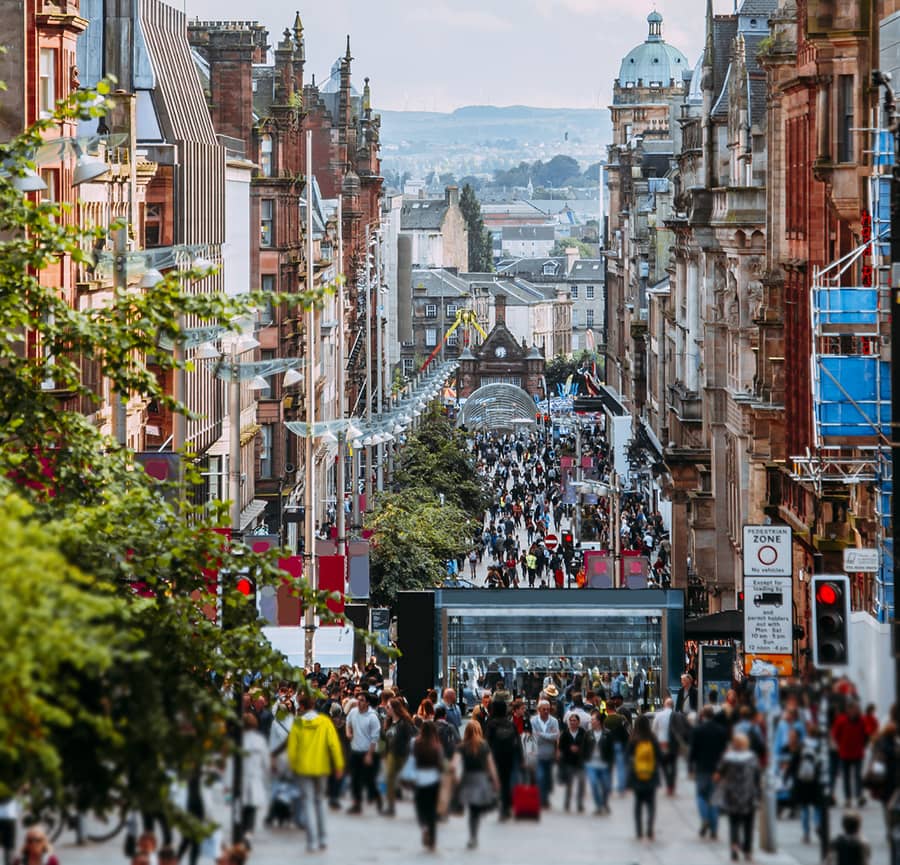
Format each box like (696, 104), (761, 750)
(50, 773), (888, 865)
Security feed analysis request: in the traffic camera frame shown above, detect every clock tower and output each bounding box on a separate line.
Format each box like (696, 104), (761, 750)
(457, 293), (545, 399)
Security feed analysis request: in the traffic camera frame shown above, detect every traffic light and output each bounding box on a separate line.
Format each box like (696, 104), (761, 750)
(235, 575), (255, 597)
(811, 575), (850, 667)
(562, 530), (574, 550)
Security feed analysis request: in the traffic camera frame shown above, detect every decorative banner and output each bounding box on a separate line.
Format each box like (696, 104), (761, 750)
(584, 551), (613, 588)
(318, 555), (346, 624)
(276, 556), (303, 626)
(348, 540), (370, 599)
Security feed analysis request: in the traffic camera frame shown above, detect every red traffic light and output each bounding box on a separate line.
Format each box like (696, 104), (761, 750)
(815, 582), (839, 606)
(236, 577), (254, 596)
(562, 532), (573, 544)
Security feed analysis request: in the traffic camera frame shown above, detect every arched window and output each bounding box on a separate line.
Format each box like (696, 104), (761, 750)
(260, 134), (273, 177)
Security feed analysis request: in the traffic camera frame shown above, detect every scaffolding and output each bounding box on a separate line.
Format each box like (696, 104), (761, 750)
(791, 135), (893, 621)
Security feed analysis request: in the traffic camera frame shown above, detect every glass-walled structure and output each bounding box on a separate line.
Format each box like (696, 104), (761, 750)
(395, 588), (685, 705)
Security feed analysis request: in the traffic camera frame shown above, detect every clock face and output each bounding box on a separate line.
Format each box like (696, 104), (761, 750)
(494, 346), (507, 358)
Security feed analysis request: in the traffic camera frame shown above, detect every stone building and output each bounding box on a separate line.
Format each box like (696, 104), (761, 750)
(400, 187), (468, 270)
(457, 295), (545, 400)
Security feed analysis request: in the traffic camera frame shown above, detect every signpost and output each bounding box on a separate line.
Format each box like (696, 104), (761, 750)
(743, 575), (794, 676)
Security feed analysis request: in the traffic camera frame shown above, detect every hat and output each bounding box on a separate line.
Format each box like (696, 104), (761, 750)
(544, 684), (559, 698)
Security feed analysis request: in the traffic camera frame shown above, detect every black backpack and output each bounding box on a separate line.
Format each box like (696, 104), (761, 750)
(490, 720), (520, 756)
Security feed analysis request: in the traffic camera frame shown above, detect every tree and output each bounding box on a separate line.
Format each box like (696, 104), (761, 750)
(368, 414), (486, 605)
(0, 85), (347, 826)
(534, 154), (581, 188)
(458, 183), (493, 272)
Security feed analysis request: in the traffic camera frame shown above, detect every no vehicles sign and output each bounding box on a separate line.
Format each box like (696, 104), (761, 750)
(743, 525), (792, 577)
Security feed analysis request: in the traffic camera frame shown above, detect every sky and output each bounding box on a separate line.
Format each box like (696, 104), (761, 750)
(183, 0), (739, 113)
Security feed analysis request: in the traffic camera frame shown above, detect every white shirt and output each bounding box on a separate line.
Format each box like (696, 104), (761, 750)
(651, 706), (673, 748)
(346, 706), (382, 753)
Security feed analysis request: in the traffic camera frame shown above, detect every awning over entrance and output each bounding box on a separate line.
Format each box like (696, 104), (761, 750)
(684, 610), (743, 640)
(456, 383), (537, 431)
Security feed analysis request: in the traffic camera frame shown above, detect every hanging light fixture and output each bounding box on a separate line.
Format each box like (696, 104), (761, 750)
(282, 366), (303, 387)
(195, 341), (221, 360)
(248, 375), (270, 390)
(236, 333), (260, 353)
(140, 268), (163, 288)
(72, 152), (111, 186)
(8, 167), (47, 193)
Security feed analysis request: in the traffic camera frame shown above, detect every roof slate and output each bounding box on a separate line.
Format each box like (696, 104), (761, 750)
(401, 199), (450, 231)
(501, 225), (556, 241)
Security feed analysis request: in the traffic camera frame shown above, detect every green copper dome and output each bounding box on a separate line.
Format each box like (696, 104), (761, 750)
(618, 12), (688, 87)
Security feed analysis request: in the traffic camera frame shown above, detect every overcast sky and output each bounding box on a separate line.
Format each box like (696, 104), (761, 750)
(183, 0), (738, 112)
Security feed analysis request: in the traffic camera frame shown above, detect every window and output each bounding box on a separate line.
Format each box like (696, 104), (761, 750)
(260, 199), (274, 247)
(571, 310), (578, 327)
(837, 75), (854, 163)
(144, 203), (162, 247)
(259, 135), (273, 177)
(446, 303), (459, 317)
(586, 285), (595, 300)
(425, 303), (437, 318)
(447, 332), (459, 346)
(39, 169), (57, 203)
(39, 48), (56, 118)
(259, 274), (276, 325)
(425, 327), (438, 347)
(257, 350), (274, 398)
(402, 357), (414, 375)
(570, 285), (578, 299)
(586, 309), (595, 328)
(259, 424), (274, 479)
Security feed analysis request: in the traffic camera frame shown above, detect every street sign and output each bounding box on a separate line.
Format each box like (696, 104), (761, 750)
(544, 533), (558, 551)
(744, 575), (793, 676)
(743, 525), (793, 576)
(843, 547), (879, 573)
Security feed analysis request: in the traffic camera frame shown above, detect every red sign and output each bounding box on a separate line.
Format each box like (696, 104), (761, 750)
(544, 534), (558, 551)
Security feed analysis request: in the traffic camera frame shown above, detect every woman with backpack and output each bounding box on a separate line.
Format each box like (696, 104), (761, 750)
(485, 699), (522, 820)
(786, 724), (825, 844)
(715, 731), (762, 862)
(626, 714), (663, 841)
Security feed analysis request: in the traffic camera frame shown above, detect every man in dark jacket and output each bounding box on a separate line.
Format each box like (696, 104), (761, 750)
(689, 705), (730, 840)
(675, 673), (698, 714)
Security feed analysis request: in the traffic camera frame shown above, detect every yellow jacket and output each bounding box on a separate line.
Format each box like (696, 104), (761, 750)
(286, 712), (345, 777)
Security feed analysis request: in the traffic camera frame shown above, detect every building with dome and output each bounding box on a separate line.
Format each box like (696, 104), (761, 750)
(605, 11), (689, 422)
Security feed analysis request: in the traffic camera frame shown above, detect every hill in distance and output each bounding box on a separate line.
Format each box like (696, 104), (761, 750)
(379, 104), (610, 150)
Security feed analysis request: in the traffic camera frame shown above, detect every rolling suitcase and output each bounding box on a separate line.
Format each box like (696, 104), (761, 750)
(512, 783), (541, 820)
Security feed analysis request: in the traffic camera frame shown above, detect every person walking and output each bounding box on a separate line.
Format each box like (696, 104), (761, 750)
(531, 699), (560, 808)
(825, 810), (871, 865)
(239, 712), (270, 841)
(690, 705), (730, 840)
(832, 700), (869, 808)
(558, 713), (589, 812)
(345, 691), (383, 814)
(585, 710), (613, 815)
(11, 827), (59, 865)
(485, 699), (522, 820)
(412, 721), (444, 851)
(285, 693), (345, 853)
(785, 724), (825, 844)
(626, 714), (663, 841)
(651, 697), (676, 795)
(453, 722), (500, 850)
(715, 731), (762, 862)
(383, 697), (415, 816)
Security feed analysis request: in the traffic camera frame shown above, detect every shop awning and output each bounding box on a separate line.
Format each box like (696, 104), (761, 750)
(684, 610), (743, 640)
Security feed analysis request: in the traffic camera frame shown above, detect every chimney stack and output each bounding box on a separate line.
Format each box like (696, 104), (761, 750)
(495, 292), (506, 325)
(446, 185), (459, 207)
(565, 246), (579, 274)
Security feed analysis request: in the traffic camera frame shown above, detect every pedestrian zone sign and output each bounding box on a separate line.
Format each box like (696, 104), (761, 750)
(742, 525), (792, 576)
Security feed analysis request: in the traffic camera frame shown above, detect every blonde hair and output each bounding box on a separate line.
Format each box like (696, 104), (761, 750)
(462, 718), (485, 754)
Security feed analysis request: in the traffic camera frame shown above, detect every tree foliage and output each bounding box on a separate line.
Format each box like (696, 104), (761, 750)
(0, 85), (342, 825)
(550, 238), (595, 258)
(544, 350), (597, 395)
(368, 413), (486, 605)
(458, 183), (493, 272)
